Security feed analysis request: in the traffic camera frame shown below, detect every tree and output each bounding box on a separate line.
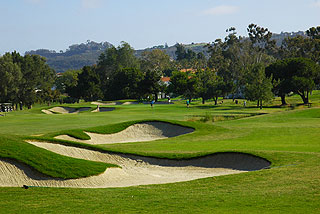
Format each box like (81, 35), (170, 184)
(139, 70), (162, 101)
(244, 64), (273, 109)
(206, 28), (244, 98)
(280, 36), (314, 60)
(76, 66), (103, 102)
(306, 26), (320, 64)
(0, 53), (22, 105)
(55, 69), (81, 94)
(284, 58), (319, 104)
(174, 43), (201, 70)
(265, 60), (291, 105)
(17, 54), (56, 109)
(175, 43), (187, 61)
(97, 42), (140, 98)
(195, 69), (224, 105)
(140, 49), (172, 74)
(267, 58), (320, 104)
(169, 71), (197, 102)
(306, 26), (320, 39)
(280, 26), (320, 64)
(247, 23), (277, 64)
(108, 68), (144, 100)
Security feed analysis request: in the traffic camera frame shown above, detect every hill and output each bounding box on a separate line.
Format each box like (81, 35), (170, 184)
(25, 40), (112, 73)
(25, 31), (308, 73)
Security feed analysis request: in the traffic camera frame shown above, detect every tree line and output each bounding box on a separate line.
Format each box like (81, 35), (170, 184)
(0, 52), (56, 110)
(1, 24), (320, 109)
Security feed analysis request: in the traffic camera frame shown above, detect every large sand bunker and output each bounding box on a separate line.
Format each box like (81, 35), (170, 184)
(0, 141), (270, 188)
(42, 107), (91, 114)
(56, 122), (195, 144)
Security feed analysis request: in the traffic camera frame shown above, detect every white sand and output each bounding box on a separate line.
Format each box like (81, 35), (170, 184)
(92, 102), (122, 106)
(91, 107), (115, 112)
(41, 109), (54, 114)
(55, 122), (194, 145)
(0, 141), (269, 188)
(42, 107), (91, 114)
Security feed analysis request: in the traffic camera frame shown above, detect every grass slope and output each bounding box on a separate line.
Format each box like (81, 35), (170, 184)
(0, 135), (116, 179)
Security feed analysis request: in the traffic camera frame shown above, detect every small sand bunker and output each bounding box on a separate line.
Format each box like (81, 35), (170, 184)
(56, 122), (194, 144)
(0, 141), (270, 188)
(92, 101), (139, 106)
(91, 107), (115, 112)
(42, 107), (91, 114)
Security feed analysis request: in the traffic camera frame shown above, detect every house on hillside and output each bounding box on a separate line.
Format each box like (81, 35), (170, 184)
(157, 77), (171, 99)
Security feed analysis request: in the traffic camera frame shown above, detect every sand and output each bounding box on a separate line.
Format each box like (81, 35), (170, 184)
(42, 107), (91, 114)
(92, 101), (123, 106)
(55, 122), (195, 145)
(41, 109), (54, 114)
(0, 141), (270, 188)
(91, 107), (115, 112)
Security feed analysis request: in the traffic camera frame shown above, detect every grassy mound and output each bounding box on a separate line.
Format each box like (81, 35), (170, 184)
(0, 135), (116, 179)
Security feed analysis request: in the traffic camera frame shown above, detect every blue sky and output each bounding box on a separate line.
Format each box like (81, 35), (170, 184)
(1, 0), (320, 54)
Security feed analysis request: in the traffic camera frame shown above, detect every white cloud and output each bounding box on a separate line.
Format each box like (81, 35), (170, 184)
(314, 1), (320, 8)
(202, 5), (239, 16)
(81, 0), (102, 9)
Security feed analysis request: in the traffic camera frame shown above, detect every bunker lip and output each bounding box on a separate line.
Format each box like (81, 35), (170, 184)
(0, 141), (271, 188)
(55, 121), (195, 145)
(42, 107), (91, 114)
(122, 152), (271, 171)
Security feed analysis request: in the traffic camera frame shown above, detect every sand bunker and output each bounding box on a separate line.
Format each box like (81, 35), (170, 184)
(92, 101), (139, 106)
(0, 141), (270, 188)
(55, 122), (194, 144)
(91, 107), (115, 112)
(42, 107), (91, 114)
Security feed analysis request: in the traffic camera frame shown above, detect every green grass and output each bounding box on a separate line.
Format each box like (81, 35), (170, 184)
(0, 92), (320, 213)
(0, 135), (116, 179)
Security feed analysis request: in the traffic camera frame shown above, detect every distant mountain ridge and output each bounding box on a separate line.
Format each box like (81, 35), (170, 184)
(25, 40), (113, 73)
(25, 31), (307, 73)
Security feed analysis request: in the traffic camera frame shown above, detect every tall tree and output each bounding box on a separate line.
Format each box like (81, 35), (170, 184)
(97, 42), (140, 98)
(265, 60), (291, 105)
(139, 70), (162, 101)
(280, 36), (314, 60)
(247, 23), (277, 64)
(286, 58), (319, 104)
(169, 71), (197, 102)
(108, 68), (144, 100)
(140, 49), (171, 74)
(244, 64), (273, 109)
(195, 69), (224, 105)
(306, 26), (320, 39)
(76, 66), (103, 102)
(55, 69), (81, 94)
(17, 54), (56, 109)
(207, 28), (244, 98)
(0, 53), (22, 105)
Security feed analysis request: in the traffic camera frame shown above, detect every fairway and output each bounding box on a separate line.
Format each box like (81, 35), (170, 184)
(0, 96), (320, 213)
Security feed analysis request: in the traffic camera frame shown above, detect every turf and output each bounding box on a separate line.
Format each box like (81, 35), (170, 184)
(0, 93), (319, 213)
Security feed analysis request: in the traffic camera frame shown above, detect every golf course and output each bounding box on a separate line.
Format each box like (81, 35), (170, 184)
(0, 93), (319, 213)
